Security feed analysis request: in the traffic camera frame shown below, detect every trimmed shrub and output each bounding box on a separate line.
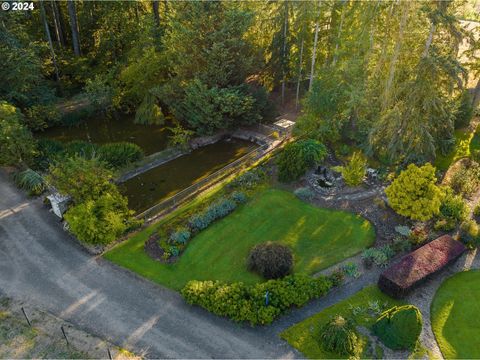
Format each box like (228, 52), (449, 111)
(373, 305), (422, 350)
(277, 139), (327, 182)
(294, 187), (315, 201)
(320, 315), (359, 356)
(378, 235), (466, 298)
(247, 242), (293, 279)
(188, 198), (237, 233)
(181, 274), (334, 325)
(98, 142), (144, 169)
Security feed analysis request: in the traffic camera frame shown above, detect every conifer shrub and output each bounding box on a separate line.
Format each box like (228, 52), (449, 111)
(372, 305), (422, 350)
(340, 151), (366, 186)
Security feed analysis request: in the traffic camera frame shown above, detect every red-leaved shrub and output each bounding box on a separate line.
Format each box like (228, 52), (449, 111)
(378, 235), (466, 298)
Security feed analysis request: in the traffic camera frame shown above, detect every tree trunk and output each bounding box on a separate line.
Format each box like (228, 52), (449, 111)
(309, 6), (321, 91)
(422, 23), (436, 58)
(281, 1), (289, 106)
(152, 0), (160, 27)
(67, 0), (81, 56)
(295, 39), (304, 109)
(40, 0), (60, 82)
(382, 1), (409, 109)
(331, 1), (347, 67)
(51, 0), (65, 47)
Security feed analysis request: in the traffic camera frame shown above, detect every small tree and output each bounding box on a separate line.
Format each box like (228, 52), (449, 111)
(168, 123), (194, 150)
(277, 139), (327, 182)
(320, 315), (359, 356)
(341, 151), (366, 186)
(0, 101), (36, 166)
(385, 163), (442, 221)
(247, 242), (293, 279)
(47, 156), (116, 204)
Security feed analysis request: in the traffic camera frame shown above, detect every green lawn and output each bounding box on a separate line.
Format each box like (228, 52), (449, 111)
(280, 286), (404, 359)
(431, 270), (480, 359)
(105, 188), (375, 291)
(435, 128), (474, 171)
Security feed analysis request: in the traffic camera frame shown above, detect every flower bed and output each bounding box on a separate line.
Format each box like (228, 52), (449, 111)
(146, 167), (266, 261)
(378, 235), (466, 298)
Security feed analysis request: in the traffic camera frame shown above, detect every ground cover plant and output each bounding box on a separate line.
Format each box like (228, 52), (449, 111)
(431, 270), (480, 359)
(280, 286), (404, 359)
(105, 188), (375, 290)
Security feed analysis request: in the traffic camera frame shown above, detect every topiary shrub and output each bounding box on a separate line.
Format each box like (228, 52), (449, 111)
(247, 242), (293, 279)
(98, 142), (144, 169)
(372, 305), (422, 350)
(320, 315), (359, 356)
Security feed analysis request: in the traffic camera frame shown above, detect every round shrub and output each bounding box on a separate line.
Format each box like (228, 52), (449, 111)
(372, 305), (422, 350)
(320, 315), (359, 356)
(247, 242), (293, 279)
(98, 142), (144, 169)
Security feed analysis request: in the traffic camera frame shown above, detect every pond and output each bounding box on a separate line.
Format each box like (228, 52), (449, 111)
(119, 138), (255, 213)
(36, 112), (171, 155)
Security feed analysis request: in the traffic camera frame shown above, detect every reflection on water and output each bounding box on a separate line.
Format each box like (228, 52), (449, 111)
(120, 139), (254, 213)
(36, 112), (171, 155)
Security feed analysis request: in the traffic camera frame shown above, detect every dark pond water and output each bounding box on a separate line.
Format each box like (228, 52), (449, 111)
(120, 139), (255, 213)
(36, 112), (171, 155)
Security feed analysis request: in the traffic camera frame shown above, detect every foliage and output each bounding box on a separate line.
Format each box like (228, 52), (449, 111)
(361, 246), (395, 268)
(459, 219), (479, 247)
(454, 90), (474, 129)
(341, 262), (361, 278)
(168, 124), (194, 150)
(385, 163), (442, 221)
(449, 160), (480, 197)
(181, 274), (335, 325)
(64, 140), (97, 159)
(228, 167), (267, 189)
(247, 242), (294, 279)
(372, 305), (422, 350)
(33, 138), (65, 171)
(320, 316), (359, 356)
(47, 156), (116, 204)
(408, 226), (429, 246)
(169, 228), (191, 246)
(84, 73), (114, 108)
(339, 151), (366, 186)
(98, 142), (144, 169)
(294, 187), (315, 202)
(438, 188), (469, 226)
(277, 139), (327, 182)
(23, 104), (61, 131)
(188, 198), (237, 233)
(64, 191), (133, 245)
(394, 225), (411, 237)
(13, 169), (46, 196)
(0, 101), (36, 166)
(134, 92), (165, 125)
(231, 191), (248, 204)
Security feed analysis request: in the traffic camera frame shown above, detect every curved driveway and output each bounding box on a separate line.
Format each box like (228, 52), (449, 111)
(0, 170), (298, 358)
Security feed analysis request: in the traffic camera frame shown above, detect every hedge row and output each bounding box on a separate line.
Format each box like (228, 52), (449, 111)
(181, 274), (336, 325)
(378, 235), (466, 298)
